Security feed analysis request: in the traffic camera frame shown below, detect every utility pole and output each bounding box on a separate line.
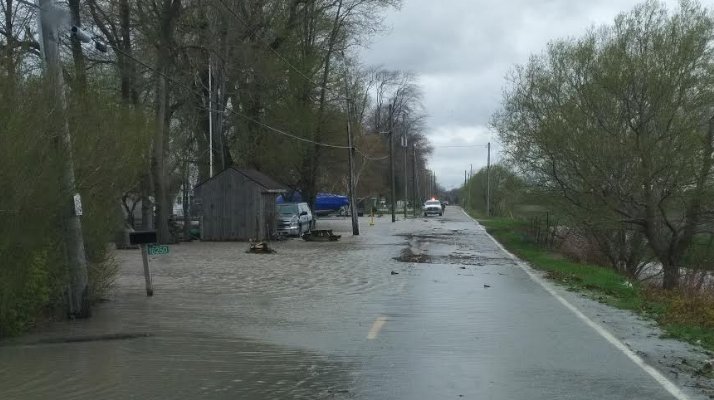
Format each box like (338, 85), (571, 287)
(208, 56), (213, 177)
(429, 170), (439, 198)
(413, 146), (418, 216)
(487, 142), (491, 217)
(38, 0), (90, 318)
(464, 170), (467, 207)
(344, 65), (359, 235)
(469, 164), (473, 210)
(389, 104), (396, 223)
(402, 129), (408, 219)
(427, 170), (432, 197)
(425, 170), (428, 197)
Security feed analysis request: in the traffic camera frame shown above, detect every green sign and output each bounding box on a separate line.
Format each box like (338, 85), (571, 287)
(147, 244), (169, 255)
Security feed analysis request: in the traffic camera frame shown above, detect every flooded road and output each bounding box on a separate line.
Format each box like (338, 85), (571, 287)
(0, 208), (696, 399)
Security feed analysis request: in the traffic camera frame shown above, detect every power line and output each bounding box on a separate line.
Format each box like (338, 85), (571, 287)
(89, 32), (417, 156)
(109, 45), (351, 150)
(83, 4), (421, 156)
(354, 147), (389, 161)
(224, 107), (350, 149)
(433, 144), (490, 149)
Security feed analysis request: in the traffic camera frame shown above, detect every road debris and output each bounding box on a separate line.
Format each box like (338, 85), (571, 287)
(247, 240), (275, 254)
(302, 229), (341, 241)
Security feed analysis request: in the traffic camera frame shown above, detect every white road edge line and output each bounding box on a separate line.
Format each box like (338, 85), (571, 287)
(367, 316), (388, 340)
(461, 209), (691, 400)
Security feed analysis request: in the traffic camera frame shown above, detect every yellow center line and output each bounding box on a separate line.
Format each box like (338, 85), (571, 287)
(366, 316), (388, 340)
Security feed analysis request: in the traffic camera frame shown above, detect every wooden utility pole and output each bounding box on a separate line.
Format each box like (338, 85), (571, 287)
(208, 56), (213, 178)
(389, 104), (396, 223)
(464, 170), (467, 206)
(344, 66), (359, 235)
(151, 0), (180, 245)
(468, 164), (474, 207)
(140, 245), (154, 296)
(487, 142), (491, 217)
(427, 170), (432, 197)
(431, 171), (439, 198)
(38, 0), (90, 318)
(402, 130), (408, 219)
(413, 146), (418, 216)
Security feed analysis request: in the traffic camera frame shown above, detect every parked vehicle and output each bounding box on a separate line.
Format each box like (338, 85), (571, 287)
(315, 193), (350, 216)
(338, 197), (368, 217)
(277, 203), (313, 236)
(423, 199), (443, 217)
(277, 193), (349, 216)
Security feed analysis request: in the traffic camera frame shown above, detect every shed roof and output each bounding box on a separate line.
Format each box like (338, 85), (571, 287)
(195, 167), (288, 193)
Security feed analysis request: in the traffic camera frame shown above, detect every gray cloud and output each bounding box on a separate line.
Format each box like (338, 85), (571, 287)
(361, 0), (680, 189)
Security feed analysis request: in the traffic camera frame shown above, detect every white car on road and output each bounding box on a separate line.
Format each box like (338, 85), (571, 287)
(423, 200), (443, 217)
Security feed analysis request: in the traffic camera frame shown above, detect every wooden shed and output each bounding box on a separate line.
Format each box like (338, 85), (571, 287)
(194, 167), (287, 241)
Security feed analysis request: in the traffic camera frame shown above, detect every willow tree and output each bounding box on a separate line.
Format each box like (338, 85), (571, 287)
(493, 0), (714, 289)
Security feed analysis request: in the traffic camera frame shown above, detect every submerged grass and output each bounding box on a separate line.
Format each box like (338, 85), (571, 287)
(471, 211), (714, 352)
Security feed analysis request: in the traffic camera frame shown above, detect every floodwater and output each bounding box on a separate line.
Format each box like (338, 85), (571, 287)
(0, 208), (697, 399)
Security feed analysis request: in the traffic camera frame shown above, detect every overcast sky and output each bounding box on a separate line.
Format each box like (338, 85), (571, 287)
(360, 0), (681, 189)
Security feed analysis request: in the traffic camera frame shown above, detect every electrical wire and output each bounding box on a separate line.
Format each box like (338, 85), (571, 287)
(354, 147), (389, 161)
(109, 45), (352, 149)
(83, 34), (419, 157)
(432, 144), (489, 149)
(225, 108), (350, 149)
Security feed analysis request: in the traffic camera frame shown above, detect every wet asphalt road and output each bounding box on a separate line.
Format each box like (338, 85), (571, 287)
(0, 207), (685, 399)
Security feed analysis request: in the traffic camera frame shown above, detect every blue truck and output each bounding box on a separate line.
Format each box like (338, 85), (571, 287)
(277, 193), (350, 216)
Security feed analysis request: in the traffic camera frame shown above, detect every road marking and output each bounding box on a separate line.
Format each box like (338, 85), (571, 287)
(461, 209), (692, 400)
(367, 316), (388, 340)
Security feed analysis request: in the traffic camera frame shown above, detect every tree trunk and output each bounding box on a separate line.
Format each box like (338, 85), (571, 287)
(141, 173), (153, 230)
(196, 102), (210, 183)
(300, 0), (343, 213)
(214, 65), (232, 170)
(152, 69), (170, 243)
(182, 164), (190, 241)
(151, 0), (180, 244)
(118, 0), (139, 104)
(2, 0), (16, 83)
(662, 262), (680, 290)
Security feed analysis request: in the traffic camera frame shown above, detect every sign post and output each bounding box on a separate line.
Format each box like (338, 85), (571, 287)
(130, 231), (158, 297)
(140, 244), (153, 296)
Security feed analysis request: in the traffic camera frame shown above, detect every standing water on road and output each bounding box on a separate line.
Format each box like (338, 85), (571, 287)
(0, 209), (701, 399)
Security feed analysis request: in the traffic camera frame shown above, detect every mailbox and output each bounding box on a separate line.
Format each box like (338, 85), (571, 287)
(129, 230), (157, 245)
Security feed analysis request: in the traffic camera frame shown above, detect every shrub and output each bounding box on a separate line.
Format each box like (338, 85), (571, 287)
(0, 78), (151, 337)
